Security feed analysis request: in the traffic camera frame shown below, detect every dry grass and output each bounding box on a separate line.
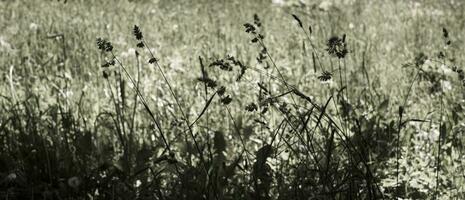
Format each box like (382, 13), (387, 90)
(1, 0), (465, 199)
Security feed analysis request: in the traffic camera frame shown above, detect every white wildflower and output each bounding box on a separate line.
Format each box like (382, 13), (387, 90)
(168, 52), (184, 72)
(429, 128), (439, 142)
(60, 90), (74, 99)
(29, 23), (39, 31)
(68, 176), (81, 189)
(135, 179), (142, 187)
(421, 59), (434, 71)
(6, 173), (17, 181)
(441, 80), (452, 91)
(349, 23), (355, 29)
(272, 0), (285, 6)
(0, 36), (12, 52)
(439, 64), (453, 75)
(318, 0), (333, 11)
(121, 48), (136, 58)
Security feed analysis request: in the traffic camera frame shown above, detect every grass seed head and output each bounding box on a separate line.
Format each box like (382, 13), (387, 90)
(148, 57), (158, 64)
(220, 95), (232, 105)
(102, 70), (110, 79)
(442, 27), (448, 39)
(326, 35), (348, 59)
(318, 71), (333, 81)
(217, 86), (226, 96)
(414, 52), (428, 67)
(133, 25), (144, 40)
(96, 38), (113, 52)
(253, 14), (261, 27)
(245, 103), (258, 112)
(291, 14), (303, 28)
(197, 77), (217, 88)
(244, 23), (256, 34)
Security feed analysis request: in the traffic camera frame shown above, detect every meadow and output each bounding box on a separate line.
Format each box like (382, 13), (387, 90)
(1, 0), (465, 199)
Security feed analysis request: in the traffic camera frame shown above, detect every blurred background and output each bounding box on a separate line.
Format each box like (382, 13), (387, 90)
(1, 0), (464, 199)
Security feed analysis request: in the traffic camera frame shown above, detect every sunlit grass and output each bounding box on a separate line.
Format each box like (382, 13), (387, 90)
(0, 0), (464, 199)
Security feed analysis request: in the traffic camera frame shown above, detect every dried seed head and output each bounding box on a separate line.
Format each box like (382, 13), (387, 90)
(442, 27), (448, 39)
(438, 51), (445, 59)
(292, 14), (303, 28)
(244, 23), (256, 34)
(210, 59), (233, 71)
(197, 77), (217, 88)
(253, 14), (261, 27)
(148, 57), (158, 64)
(257, 48), (267, 63)
(318, 71), (333, 81)
(326, 35), (347, 59)
(96, 38), (113, 52)
(108, 59), (115, 66)
(442, 27), (451, 45)
(220, 95), (232, 105)
(245, 103), (258, 112)
(225, 55), (248, 81)
(103, 70), (110, 79)
(217, 86), (226, 96)
(414, 52), (428, 67)
(133, 25), (143, 40)
(96, 38), (105, 50)
(398, 106), (404, 117)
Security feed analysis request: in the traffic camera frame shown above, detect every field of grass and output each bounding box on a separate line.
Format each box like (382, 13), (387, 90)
(1, 0), (465, 199)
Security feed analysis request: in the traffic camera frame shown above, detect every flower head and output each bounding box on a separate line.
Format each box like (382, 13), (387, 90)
(96, 38), (113, 52)
(29, 23), (39, 31)
(318, 71), (333, 81)
(326, 35), (348, 59)
(133, 25), (143, 40)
